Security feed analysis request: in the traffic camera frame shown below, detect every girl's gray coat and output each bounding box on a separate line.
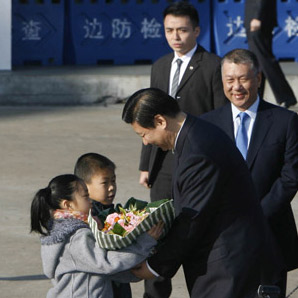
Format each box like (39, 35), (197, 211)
(41, 218), (156, 298)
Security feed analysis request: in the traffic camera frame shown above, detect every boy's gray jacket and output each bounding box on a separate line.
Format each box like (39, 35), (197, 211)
(41, 218), (156, 298)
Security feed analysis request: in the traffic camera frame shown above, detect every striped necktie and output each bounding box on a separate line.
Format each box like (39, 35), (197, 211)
(235, 112), (250, 159)
(171, 59), (182, 98)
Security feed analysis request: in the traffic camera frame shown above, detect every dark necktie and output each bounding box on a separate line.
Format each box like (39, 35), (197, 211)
(235, 112), (250, 159)
(171, 59), (182, 98)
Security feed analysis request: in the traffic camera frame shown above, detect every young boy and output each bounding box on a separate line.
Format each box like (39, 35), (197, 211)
(74, 152), (132, 298)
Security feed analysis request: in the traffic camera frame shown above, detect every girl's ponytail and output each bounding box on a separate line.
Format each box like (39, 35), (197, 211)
(30, 187), (52, 235)
(30, 174), (84, 236)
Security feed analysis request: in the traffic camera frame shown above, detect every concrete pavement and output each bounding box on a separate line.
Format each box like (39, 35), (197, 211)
(0, 103), (297, 297)
(1, 62), (298, 105)
(0, 104), (189, 297)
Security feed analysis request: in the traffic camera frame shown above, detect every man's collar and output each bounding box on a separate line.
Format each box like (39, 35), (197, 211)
(173, 44), (197, 63)
(173, 116), (187, 154)
(231, 96), (260, 121)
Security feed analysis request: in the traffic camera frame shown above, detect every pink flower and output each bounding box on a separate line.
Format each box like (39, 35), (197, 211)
(102, 208), (149, 235)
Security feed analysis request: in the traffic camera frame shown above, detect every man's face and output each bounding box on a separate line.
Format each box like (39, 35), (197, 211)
(132, 117), (173, 151)
(164, 14), (200, 57)
(222, 62), (261, 111)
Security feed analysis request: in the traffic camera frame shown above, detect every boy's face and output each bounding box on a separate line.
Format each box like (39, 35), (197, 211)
(86, 168), (117, 205)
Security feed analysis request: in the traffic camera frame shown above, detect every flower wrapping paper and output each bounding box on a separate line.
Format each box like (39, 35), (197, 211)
(88, 198), (175, 250)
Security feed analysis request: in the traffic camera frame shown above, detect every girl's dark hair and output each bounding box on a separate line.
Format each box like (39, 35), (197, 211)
(30, 174), (83, 235)
(163, 2), (200, 28)
(122, 88), (181, 128)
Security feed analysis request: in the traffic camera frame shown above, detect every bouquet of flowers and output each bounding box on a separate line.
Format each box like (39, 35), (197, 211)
(89, 198), (175, 250)
(101, 205), (149, 236)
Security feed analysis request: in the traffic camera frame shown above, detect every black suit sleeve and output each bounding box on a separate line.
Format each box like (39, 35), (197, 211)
(148, 155), (227, 278)
(245, 0), (277, 28)
(138, 61), (166, 172)
(139, 143), (152, 171)
(261, 112), (298, 217)
(212, 63), (228, 109)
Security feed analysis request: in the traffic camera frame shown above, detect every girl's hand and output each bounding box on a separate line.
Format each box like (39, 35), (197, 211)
(147, 221), (164, 240)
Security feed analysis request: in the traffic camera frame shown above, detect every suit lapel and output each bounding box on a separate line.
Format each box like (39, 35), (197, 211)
(161, 54), (173, 93)
(218, 104), (234, 141)
(246, 100), (273, 169)
(175, 114), (196, 160)
(176, 47), (203, 95)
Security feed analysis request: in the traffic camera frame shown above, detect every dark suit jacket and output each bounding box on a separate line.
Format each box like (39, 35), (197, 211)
(140, 46), (227, 184)
(201, 100), (298, 271)
(148, 115), (284, 297)
(244, 0), (277, 30)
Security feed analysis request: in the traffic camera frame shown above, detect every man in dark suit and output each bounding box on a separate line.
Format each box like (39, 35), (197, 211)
(122, 87), (284, 298)
(140, 2), (227, 202)
(201, 48), (298, 298)
(244, 0), (297, 108)
(139, 3), (227, 296)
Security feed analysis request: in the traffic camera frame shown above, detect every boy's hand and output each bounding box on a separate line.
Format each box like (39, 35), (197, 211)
(147, 221), (164, 240)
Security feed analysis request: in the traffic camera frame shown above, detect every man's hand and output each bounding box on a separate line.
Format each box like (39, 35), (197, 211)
(131, 261), (155, 279)
(147, 221), (164, 240)
(250, 19), (261, 32)
(139, 171), (150, 188)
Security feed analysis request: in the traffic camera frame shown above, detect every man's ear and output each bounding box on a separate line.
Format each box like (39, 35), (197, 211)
(154, 114), (167, 129)
(195, 26), (200, 38)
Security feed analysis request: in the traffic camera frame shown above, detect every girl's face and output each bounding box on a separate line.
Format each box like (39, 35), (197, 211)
(71, 182), (91, 215)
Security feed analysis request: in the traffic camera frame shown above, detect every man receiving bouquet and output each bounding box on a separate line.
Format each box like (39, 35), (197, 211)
(122, 88), (286, 298)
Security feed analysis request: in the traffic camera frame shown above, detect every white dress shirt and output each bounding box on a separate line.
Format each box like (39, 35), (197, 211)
(168, 45), (197, 95)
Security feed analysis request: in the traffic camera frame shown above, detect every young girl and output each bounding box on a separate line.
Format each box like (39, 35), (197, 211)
(30, 174), (163, 298)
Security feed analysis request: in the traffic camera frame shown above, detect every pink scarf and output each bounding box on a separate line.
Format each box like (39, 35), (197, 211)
(53, 209), (89, 224)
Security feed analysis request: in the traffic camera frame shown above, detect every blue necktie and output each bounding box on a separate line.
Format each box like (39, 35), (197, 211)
(236, 112), (250, 159)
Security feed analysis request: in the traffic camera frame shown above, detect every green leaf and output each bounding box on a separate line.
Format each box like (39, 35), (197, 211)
(123, 197), (148, 210)
(112, 222), (126, 236)
(146, 199), (170, 211)
(118, 206), (126, 216)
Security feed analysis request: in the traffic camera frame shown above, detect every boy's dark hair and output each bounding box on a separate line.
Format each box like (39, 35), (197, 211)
(221, 48), (260, 75)
(30, 174), (84, 235)
(163, 1), (200, 28)
(122, 88), (181, 128)
(74, 153), (116, 184)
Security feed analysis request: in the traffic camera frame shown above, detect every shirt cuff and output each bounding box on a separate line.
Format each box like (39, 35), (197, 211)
(146, 260), (159, 277)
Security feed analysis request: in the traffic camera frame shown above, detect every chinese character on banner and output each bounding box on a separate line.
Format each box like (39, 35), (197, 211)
(112, 18), (131, 39)
(22, 20), (41, 41)
(226, 16), (246, 38)
(285, 15), (298, 39)
(141, 18), (162, 39)
(84, 18), (104, 39)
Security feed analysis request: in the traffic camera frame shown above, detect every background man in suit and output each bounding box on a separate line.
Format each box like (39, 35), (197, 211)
(244, 0), (297, 108)
(201, 48), (298, 298)
(139, 3), (227, 296)
(122, 87), (284, 298)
